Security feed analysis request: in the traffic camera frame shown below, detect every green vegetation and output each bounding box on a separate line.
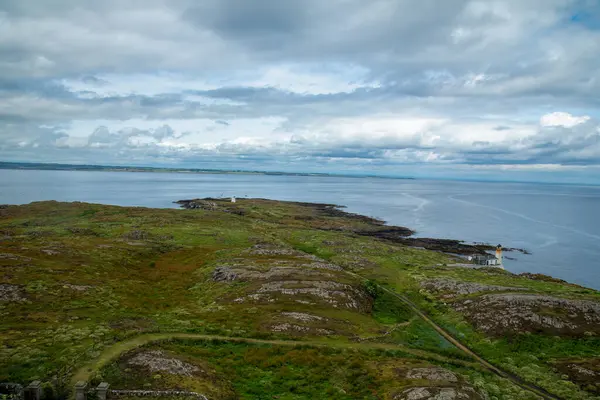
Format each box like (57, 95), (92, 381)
(1, 199), (599, 399)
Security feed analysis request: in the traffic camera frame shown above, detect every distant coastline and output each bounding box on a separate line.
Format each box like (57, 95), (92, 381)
(0, 161), (414, 180)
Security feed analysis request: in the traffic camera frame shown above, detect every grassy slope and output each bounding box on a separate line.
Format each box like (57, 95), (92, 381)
(0, 199), (599, 399)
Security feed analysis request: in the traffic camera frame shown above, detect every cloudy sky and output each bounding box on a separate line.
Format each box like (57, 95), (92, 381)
(1, 0), (600, 183)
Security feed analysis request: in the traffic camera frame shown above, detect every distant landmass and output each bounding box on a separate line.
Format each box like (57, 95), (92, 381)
(0, 161), (414, 180)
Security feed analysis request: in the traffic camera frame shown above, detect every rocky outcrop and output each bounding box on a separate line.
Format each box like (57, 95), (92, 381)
(128, 350), (200, 377)
(243, 244), (320, 259)
(554, 359), (600, 394)
(280, 312), (324, 322)
(0, 284), (25, 302)
(212, 266), (238, 282)
(256, 280), (371, 312)
(62, 283), (93, 292)
(270, 323), (333, 335)
(453, 294), (600, 336)
(214, 246), (373, 315)
(175, 200), (219, 211)
(405, 367), (459, 382)
(420, 279), (527, 297)
(394, 386), (485, 399)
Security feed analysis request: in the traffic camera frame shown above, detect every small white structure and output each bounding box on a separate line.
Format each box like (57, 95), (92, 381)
(231, 196), (236, 203)
(469, 254), (499, 266)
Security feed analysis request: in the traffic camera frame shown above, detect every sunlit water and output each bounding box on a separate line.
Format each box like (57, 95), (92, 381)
(1, 169), (599, 290)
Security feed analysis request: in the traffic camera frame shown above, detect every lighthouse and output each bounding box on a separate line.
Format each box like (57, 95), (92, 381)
(495, 244), (503, 265)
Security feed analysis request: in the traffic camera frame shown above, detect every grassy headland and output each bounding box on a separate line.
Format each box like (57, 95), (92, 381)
(0, 199), (598, 399)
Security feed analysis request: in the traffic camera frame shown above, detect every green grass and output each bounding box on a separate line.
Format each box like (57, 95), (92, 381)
(98, 339), (494, 400)
(1, 198), (599, 400)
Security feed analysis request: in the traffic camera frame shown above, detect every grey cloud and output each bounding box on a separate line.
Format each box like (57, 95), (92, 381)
(0, 0), (599, 174)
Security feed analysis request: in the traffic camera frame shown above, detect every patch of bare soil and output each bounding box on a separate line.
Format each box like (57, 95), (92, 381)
(453, 294), (600, 336)
(128, 350), (200, 377)
(420, 278), (527, 298)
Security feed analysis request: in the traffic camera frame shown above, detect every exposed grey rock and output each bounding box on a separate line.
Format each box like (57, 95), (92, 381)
(128, 350), (199, 377)
(0, 253), (31, 262)
(178, 200), (219, 211)
(0, 284), (25, 302)
(405, 367), (459, 382)
(214, 265), (333, 282)
(271, 323), (332, 335)
(62, 283), (93, 292)
(302, 261), (343, 271)
(41, 249), (60, 256)
(281, 312), (324, 322)
(394, 386), (484, 399)
(453, 294), (600, 336)
(271, 323), (309, 332)
(244, 244), (319, 259)
(421, 278), (527, 297)
(257, 280), (371, 311)
(212, 266), (238, 282)
(568, 364), (597, 377)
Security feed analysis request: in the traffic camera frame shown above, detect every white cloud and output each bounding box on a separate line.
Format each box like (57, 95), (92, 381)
(540, 112), (591, 128)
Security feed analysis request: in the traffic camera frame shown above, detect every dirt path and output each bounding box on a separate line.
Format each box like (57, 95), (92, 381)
(72, 332), (479, 384)
(73, 268), (563, 400)
(373, 281), (564, 400)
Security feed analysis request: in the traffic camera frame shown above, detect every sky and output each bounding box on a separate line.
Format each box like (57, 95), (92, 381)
(1, 0), (600, 183)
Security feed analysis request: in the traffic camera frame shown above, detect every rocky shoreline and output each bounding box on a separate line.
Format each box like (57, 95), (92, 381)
(176, 198), (529, 257)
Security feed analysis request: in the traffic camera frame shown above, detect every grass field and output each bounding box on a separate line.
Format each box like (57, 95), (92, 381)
(1, 199), (599, 399)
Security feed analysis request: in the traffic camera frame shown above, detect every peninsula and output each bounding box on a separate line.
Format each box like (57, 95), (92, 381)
(0, 199), (598, 400)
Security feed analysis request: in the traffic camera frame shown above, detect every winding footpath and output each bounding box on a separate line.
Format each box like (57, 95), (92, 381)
(73, 272), (564, 400)
(372, 280), (564, 400)
(71, 333), (479, 384)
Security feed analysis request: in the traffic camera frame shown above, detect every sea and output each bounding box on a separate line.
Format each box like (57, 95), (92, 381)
(1, 169), (599, 290)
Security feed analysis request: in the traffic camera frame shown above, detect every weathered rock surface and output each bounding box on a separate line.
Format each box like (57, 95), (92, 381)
(62, 283), (93, 292)
(453, 294), (600, 336)
(281, 312), (324, 322)
(0, 284), (25, 302)
(405, 367), (459, 382)
(256, 280), (371, 311)
(176, 200), (219, 211)
(394, 386), (485, 400)
(128, 350), (199, 377)
(212, 263), (336, 282)
(554, 359), (600, 394)
(212, 266), (238, 282)
(244, 244), (319, 259)
(270, 323), (333, 335)
(421, 278), (526, 297)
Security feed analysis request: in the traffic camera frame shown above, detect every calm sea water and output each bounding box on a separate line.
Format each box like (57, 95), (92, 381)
(1, 169), (599, 290)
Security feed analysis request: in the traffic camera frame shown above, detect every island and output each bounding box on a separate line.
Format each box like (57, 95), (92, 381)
(0, 199), (598, 400)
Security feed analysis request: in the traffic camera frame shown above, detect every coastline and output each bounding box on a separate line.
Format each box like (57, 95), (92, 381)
(176, 197), (586, 291)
